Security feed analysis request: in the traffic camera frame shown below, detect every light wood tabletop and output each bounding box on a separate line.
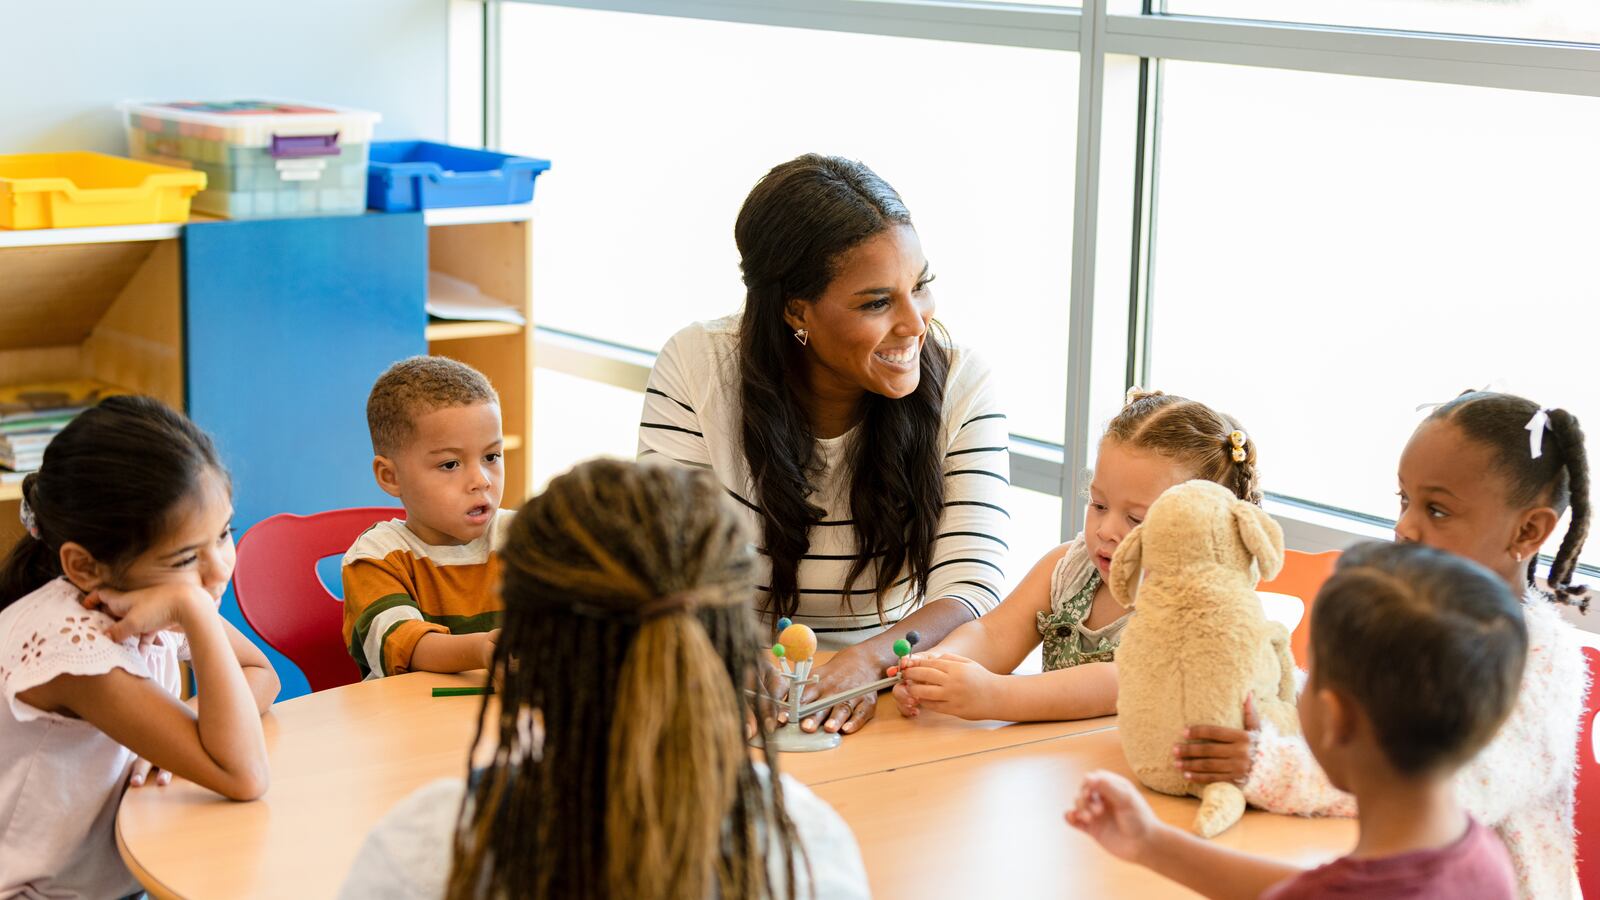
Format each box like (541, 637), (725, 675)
(814, 727), (1357, 900)
(117, 664), (1354, 899)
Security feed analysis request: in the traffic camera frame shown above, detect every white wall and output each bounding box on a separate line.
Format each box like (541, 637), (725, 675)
(2, 0), (451, 153)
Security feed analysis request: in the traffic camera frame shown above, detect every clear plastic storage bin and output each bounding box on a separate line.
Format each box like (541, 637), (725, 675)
(122, 100), (380, 219)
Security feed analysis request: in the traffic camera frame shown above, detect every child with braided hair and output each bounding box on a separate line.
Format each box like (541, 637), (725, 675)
(1175, 390), (1591, 900)
(893, 389), (1266, 723)
(339, 458), (867, 900)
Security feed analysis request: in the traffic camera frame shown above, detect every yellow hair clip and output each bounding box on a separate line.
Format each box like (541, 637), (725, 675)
(1228, 430), (1248, 463)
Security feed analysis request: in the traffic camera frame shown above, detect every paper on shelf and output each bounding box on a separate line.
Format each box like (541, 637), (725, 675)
(427, 272), (526, 325)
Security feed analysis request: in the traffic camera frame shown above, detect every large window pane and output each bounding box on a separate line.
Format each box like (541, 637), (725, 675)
(1162, 0), (1600, 44)
(1148, 61), (1600, 565)
(502, 5), (1078, 442)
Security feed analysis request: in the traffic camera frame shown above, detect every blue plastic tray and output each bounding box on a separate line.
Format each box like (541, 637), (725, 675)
(367, 141), (551, 211)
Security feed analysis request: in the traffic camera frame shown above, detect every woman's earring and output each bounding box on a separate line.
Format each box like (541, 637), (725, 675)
(793, 328), (809, 346)
(1514, 551), (1524, 562)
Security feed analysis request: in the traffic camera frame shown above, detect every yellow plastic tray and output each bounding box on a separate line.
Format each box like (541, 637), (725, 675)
(0, 151), (206, 230)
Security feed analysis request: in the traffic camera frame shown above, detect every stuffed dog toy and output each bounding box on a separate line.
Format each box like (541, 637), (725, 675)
(1111, 479), (1298, 837)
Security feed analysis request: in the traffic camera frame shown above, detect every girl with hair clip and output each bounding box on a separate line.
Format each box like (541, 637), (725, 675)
(339, 458), (868, 900)
(893, 388), (1265, 723)
(0, 396), (278, 899)
(1176, 390), (1590, 900)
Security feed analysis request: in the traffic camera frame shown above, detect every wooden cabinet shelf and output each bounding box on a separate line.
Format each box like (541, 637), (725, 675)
(425, 320), (524, 342)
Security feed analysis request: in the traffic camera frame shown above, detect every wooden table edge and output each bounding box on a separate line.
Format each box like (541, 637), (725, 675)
(118, 805), (182, 900)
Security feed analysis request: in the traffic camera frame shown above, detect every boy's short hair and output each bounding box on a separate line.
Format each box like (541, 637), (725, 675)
(366, 356), (498, 456)
(1310, 541), (1528, 776)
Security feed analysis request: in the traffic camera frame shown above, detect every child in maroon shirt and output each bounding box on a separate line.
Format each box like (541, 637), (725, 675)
(1067, 541), (1524, 900)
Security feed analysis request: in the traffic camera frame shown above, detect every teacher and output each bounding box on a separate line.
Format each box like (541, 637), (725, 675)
(638, 154), (1010, 735)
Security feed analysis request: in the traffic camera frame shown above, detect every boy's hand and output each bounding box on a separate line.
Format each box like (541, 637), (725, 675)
(894, 652), (1001, 721)
(1065, 771), (1163, 863)
(481, 629), (501, 670)
(1175, 694), (1260, 785)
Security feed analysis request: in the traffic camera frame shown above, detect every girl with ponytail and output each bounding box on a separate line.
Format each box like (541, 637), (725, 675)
(340, 458), (867, 900)
(1177, 390), (1590, 900)
(893, 389), (1264, 724)
(0, 396), (277, 898)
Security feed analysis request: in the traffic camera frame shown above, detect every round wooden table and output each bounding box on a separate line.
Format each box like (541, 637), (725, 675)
(118, 668), (1355, 898)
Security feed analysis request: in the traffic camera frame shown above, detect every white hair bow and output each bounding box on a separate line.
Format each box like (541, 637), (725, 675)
(1527, 408), (1551, 460)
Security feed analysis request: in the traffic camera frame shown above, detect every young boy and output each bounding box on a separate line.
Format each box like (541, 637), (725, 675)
(1067, 541), (1526, 900)
(342, 356), (513, 679)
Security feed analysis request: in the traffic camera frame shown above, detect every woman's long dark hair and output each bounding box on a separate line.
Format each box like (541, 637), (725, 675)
(446, 459), (803, 900)
(735, 154), (950, 622)
(0, 395), (224, 611)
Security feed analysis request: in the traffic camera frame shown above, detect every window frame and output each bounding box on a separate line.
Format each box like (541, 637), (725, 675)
(461, 0), (1600, 581)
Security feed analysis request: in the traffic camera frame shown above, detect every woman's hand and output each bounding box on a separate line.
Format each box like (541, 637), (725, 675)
(83, 583), (213, 645)
(892, 652), (1003, 721)
(1174, 694), (1260, 785)
(1065, 770), (1165, 864)
(794, 648), (880, 735)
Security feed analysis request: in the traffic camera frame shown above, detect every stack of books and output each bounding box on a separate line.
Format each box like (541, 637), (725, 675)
(0, 382), (123, 481)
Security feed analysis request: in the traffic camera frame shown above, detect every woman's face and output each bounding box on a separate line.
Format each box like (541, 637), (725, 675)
(785, 224), (936, 402)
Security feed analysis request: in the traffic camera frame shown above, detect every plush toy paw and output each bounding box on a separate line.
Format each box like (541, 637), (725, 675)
(1193, 781), (1245, 838)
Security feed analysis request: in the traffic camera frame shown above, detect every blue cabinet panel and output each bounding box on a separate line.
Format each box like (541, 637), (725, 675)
(185, 213), (427, 698)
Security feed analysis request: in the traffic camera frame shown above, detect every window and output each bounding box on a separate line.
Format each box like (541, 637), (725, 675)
(501, 3), (1078, 442)
(495, 0), (1600, 588)
(1147, 60), (1600, 563)
(1160, 0), (1600, 44)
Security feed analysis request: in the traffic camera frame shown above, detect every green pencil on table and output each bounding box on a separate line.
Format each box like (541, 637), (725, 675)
(432, 685), (490, 697)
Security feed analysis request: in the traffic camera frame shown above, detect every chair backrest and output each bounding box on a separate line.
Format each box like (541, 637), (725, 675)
(1257, 549), (1342, 669)
(234, 507), (403, 692)
(1577, 646), (1600, 900)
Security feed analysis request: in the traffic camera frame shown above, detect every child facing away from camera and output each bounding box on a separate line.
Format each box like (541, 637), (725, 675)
(1070, 541), (1526, 900)
(1171, 391), (1590, 899)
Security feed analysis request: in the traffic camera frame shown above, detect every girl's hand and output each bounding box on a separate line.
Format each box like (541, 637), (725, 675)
(1175, 694), (1260, 785)
(82, 583), (213, 644)
(895, 652), (1001, 721)
(890, 669), (920, 718)
(796, 648), (880, 735)
(129, 756), (173, 788)
(1065, 770), (1162, 864)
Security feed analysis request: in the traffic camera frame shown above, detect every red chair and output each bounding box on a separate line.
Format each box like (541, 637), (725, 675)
(1258, 549), (1342, 669)
(1576, 646), (1600, 900)
(234, 507), (403, 692)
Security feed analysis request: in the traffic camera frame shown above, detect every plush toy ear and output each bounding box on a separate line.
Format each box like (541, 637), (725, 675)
(1232, 501), (1285, 584)
(1109, 525), (1144, 609)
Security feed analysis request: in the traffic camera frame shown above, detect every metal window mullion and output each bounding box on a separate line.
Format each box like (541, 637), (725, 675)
(1105, 14), (1600, 97)
(507, 0), (1081, 51)
(484, 0), (503, 148)
(1061, 0), (1110, 540)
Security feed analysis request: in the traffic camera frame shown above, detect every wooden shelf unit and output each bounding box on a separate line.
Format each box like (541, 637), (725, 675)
(0, 236), (185, 544)
(424, 216), (534, 506)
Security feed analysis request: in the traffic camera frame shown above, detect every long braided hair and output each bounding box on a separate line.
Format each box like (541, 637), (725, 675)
(445, 459), (804, 899)
(735, 154), (951, 622)
(1430, 390), (1591, 611)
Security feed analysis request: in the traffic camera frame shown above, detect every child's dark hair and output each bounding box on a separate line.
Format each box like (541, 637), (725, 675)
(1311, 541), (1527, 776)
(447, 458), (803, 900)
(1104, 388), (1262, 504)
(0, 395), (226, 611)
(1430, 390), (1590, 611)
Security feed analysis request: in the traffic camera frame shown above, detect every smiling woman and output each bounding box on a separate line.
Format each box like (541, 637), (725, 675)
(638, 155), (1011, 737)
